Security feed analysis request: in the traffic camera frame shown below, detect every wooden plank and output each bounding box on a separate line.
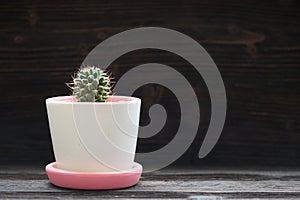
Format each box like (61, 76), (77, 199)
(1, 168), (300, 199)
(2, 179), (300, 193)
(0, 0), (299, 167)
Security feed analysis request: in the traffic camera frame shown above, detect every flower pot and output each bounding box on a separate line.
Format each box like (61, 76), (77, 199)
(46, 95), (141, 172)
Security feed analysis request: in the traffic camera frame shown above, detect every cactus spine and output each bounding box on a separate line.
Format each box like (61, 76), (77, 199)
(72, 66), (111, 102)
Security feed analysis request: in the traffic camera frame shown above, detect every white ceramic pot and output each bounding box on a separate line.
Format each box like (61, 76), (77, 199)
(46, 96), (141, 172)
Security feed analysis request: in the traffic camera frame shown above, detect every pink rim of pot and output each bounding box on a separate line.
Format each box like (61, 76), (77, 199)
(46, 95), (140, 104)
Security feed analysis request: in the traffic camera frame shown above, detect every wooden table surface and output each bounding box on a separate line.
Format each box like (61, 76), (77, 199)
(1, 166), (300, 199)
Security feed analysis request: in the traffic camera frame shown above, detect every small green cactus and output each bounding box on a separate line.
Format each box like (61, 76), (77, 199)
(71, 66), (112, 102)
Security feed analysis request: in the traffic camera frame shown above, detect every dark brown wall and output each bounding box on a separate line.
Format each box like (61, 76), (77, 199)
(0, 0), (299, 167)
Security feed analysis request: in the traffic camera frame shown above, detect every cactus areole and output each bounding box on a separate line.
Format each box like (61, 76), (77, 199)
(72, 66), (112, 102)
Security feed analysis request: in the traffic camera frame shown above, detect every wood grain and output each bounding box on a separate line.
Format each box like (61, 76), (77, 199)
(0, 0), (299, 166)
(1, 167), (300, 199)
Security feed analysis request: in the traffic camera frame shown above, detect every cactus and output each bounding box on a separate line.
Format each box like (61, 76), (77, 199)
(71, 66), (112, 102)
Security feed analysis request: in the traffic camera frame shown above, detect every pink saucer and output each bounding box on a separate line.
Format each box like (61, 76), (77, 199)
(45, 162), (143, 190)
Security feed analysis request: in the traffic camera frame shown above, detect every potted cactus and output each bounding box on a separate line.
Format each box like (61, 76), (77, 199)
(45, 66), (142, 190)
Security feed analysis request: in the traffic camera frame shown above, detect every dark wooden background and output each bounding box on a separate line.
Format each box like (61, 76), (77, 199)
(0, 0), (299, 167)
